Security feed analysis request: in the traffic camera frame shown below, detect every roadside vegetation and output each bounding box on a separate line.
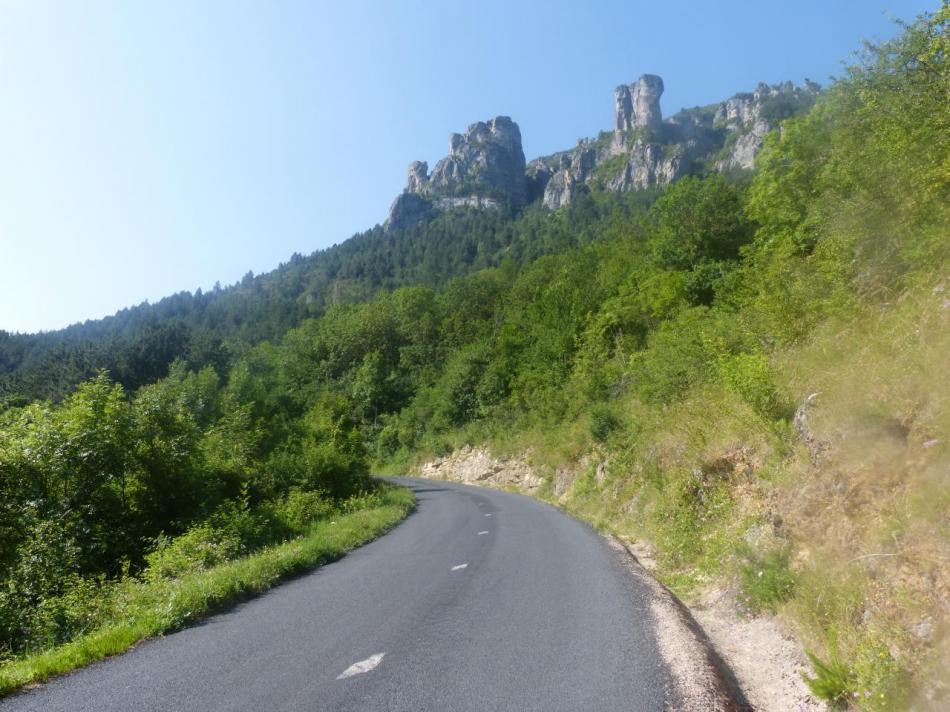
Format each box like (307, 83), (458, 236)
(0, 354), (414, 693)
(0, 485), (412, 695)
(0, 4), (946, 709)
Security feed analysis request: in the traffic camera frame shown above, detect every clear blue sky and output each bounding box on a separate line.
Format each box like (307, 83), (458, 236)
(0, 0), (936, 333)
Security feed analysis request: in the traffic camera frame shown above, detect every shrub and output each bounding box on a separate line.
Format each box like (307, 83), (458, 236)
(339, 489), (384, 515)
(273, 490), (334, 532)
(207, 494), (271, 551)
(805, 648), (856, 704)
(28, 575), (115, 652)
(589, 404), (621, 442)
(632, 307), (748, 403)
(717, 352), (785, 419)
(144, 524), (244, 583)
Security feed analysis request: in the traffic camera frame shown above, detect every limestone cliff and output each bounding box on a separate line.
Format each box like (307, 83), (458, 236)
(387, 116), (527, 231)
(712, 80), (821, 171)
(529, 75), (821, 210)
(386, 76), (820, 227)
(614, 74), (664, 135)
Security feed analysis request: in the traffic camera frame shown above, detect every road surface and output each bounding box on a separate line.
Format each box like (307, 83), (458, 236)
(2, 477), (675, 711)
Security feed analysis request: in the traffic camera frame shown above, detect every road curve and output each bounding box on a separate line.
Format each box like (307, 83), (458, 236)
(2, 478), (674, 711)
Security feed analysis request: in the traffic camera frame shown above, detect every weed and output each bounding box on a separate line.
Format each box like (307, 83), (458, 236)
(805, 648), (855, 704)
(739, 549), (797, 613)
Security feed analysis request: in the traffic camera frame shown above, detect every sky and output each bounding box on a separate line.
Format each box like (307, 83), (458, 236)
(0, 0), (937, 334)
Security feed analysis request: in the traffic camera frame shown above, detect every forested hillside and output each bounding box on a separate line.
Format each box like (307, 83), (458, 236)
(1, 4), (948, 707)
(0, 194), (651, 404)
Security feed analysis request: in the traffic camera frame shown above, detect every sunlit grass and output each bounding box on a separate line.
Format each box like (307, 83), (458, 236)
(0, 485), (414, 697)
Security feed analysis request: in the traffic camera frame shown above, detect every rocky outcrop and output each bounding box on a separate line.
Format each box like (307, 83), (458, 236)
(386, 192), (435, 232)
(386, 75), (820, 227)
(542, 170), (576, 210)
(719, 120), (771, 171)
(416, 445), (612, 504)
(428, 117), (527, 201)
(528, 75), (820, 210)
(417, 445), (545, 493)
(601, 143), (682, 192)
(614, 74), (664, 135)
(713, 81), (821, 171)
(406, 160), (429, 193)
(537, 146), (597, 209)
(531, 73), (687, 207)
(387, 116), (527, 231)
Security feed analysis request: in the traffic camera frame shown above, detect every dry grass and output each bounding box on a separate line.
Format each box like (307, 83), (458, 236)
(772, 282), (950, 709)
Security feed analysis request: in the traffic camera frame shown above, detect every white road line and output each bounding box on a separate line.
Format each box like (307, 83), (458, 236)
(477, 531), (489, 535)
(336, 653), (385, 680)
(451, 563), (468, 571)
(484, 513), (492, 517)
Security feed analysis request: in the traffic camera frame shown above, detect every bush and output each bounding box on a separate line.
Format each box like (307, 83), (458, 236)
(207, 494), (272, 552)
(339, 488), (384, 515)
(805, 648), (856, 704)
(717, 352), (785, 419)
(144, 524), (244, 583)
(28, 575), (115, 652)
(632, 307), (749, 403)
(0, 516), (85, 653)
(273, 490), (334, 532)
(650, 175), (752, 270)
(589, 404), (621, 442)
(651, 469), (735, 576)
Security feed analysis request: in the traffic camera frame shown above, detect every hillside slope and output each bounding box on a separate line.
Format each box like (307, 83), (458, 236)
(388, 8), (949, 709)
(1, 74), (815, 404)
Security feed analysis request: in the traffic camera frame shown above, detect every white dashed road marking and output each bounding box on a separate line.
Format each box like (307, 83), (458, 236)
(478, 531), (489, 535)
(451, 563), (468, 571)
(337, 653), (385, 680)
(484, 513), (492, 517)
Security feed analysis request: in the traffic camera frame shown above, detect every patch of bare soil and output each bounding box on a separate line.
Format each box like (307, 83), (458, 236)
(691, 587), (826, 712)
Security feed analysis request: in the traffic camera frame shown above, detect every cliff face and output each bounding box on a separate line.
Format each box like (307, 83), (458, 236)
(386, 76), (819, 228)
(712, 80), (821, 171)
(387, 116), (527, 231)
(614, 74), (664, 135)
(529, 75), (820, 210)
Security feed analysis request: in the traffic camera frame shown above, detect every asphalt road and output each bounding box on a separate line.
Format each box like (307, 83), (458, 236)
(2, 477), (674, 711)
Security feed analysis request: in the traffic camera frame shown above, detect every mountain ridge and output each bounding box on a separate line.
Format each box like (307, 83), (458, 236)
(387, 73), (820, 228)
(0, 73), (819, 403)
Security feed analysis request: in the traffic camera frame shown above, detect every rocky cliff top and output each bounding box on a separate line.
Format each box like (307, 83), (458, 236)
(387, 116), (527, 231)
(614, 74), (664, 135)
(528, 75), (820, 209)
(386, 75), (820, 229)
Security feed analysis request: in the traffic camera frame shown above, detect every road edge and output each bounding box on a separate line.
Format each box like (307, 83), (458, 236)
(606, 536), (751, 711)
(0, 486), (415, 699)
(410, 469), (752, 710)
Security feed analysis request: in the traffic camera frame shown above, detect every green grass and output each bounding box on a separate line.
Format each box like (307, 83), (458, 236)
(805, 648), (856, 705)
(739, 550), (798, 614)
(0, 484), (414, 697)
